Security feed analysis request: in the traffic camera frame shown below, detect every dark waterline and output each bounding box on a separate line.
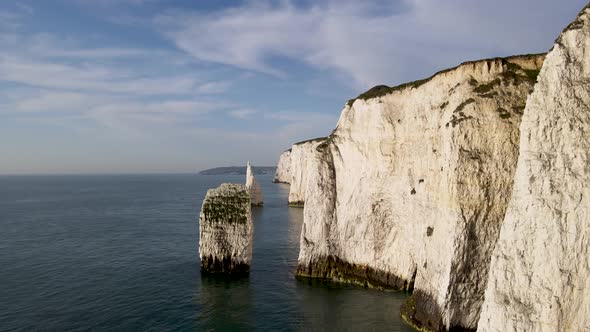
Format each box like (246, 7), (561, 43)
(0, 174), (413, 331)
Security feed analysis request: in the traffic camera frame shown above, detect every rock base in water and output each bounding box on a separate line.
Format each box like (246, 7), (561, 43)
(200, 255), (251, 274)
(199, 183), (252, 274)
(296, 256), (415, 290)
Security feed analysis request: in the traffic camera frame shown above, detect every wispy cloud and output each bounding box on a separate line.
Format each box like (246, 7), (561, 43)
(0, 3), (33, 29)
(0, 25), (236, 129)
(263, 110), (339, 145)
(70, 0), (156, 6)
(157, 0), (586, 88)
(0, 55), (200, 95)
(1, 0), (586, 173)
(229, 108), (257, 119)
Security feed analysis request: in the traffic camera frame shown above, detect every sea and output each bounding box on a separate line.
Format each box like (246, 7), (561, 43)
(0, 174), (414, 331)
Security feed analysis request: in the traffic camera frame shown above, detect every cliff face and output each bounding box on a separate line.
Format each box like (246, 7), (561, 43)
(296, 54), (544, 330)
(478, 6), (590, 331)
(273, 149), (292, 183)
(246, 162), (264, 206)
(199, 183), (252, 273)
(287, 138), (327, 206)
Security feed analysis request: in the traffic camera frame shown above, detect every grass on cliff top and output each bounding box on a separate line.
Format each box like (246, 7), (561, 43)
(470, 61), (541, 96)
(554, 3), (590, 46)
(503, 62), (541, 84)
(293, 136), (328, 146)
(346, 79), (429, 107)
(346, 53), (545, 108)
(201, 187), (250, 224)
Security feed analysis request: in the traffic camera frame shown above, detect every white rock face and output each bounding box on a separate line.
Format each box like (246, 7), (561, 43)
(246, 161), (264, 206)
(273, 149), (292, 183)
(478, 6), (590, 332)
(296, 55), (544, 330)
(287, 138), (327, 206)
(199, 183), (252, 273)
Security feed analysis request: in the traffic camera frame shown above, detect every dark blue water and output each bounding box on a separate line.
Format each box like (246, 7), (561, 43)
(0, 174), (413, 331)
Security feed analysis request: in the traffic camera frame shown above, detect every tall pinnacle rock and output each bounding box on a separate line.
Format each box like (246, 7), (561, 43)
(246, 161), (263, 206)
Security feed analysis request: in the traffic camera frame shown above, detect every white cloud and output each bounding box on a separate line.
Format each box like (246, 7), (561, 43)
(263, 110), (339, 146)
(197, 80), (233, 94)
(0, 28), (237, 132)
(10, 91), (105, 113)
(158, 0), (587, 88)
(228, 108), (257, 119)
(0, 55), (199, 96)
(0, 31), (210, 96)
(71, 0), (156, 6)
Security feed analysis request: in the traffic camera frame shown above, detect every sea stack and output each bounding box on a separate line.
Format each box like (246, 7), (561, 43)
(199, 183), (252, 274)
(246, 161), (263, 206)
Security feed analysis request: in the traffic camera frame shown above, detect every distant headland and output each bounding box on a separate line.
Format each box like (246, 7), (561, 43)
(198, 166), (276, 175)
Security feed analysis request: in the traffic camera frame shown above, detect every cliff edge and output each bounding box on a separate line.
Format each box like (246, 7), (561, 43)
(273, 149), (292, 184)
(478, 4), (590, 331)
(296, 53), (545, 331)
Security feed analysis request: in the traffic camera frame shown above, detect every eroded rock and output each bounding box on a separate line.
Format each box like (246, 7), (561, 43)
(273, 149), (292, 184)
(296, 54), (545, 330)
(287, 138), (327, 206)
(199, 183), (252, 274)
(246, 161), (263, 206)
(478, 4), (590, 331)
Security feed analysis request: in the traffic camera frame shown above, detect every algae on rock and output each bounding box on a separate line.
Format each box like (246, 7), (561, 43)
(199, 183), (252, 274)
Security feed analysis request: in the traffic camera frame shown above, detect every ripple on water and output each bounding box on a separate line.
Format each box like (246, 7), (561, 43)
(0, 174), (413, 331)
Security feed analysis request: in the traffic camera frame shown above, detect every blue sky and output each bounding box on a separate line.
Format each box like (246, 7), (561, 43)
(0, 0), (586, 174)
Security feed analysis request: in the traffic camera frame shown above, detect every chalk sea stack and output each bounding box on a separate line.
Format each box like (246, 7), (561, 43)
(199, 183), (252, 274)
(246, 162), (263, 206)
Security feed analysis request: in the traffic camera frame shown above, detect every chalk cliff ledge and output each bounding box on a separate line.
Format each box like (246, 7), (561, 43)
(478, 4), (590, 331)
(295, 53), (545, 331)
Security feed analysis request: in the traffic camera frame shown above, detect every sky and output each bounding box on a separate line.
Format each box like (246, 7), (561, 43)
(0, 0), (587, 174)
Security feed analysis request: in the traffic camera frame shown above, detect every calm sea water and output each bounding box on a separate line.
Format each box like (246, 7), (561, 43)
(0, 174), (413, 331)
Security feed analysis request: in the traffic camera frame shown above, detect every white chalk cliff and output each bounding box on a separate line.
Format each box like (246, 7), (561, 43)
(478, 5), (590, 331)
(295, 54), (545, 331)
(273, 149), (292, 184)
(286, 138), (327, 206)
(246, 161), (264, 206)
(199, 183), (252, 273)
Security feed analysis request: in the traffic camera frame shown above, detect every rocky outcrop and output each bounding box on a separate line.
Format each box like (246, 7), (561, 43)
(478, 5), (590, 331)
(246, 161), (263, 206)
(199, 183), (252, 274)
(273, 149), (292, 183)
(272, 138), (329, 206)
(295, 54), (545, 330)
(287, 138), (327, 206)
